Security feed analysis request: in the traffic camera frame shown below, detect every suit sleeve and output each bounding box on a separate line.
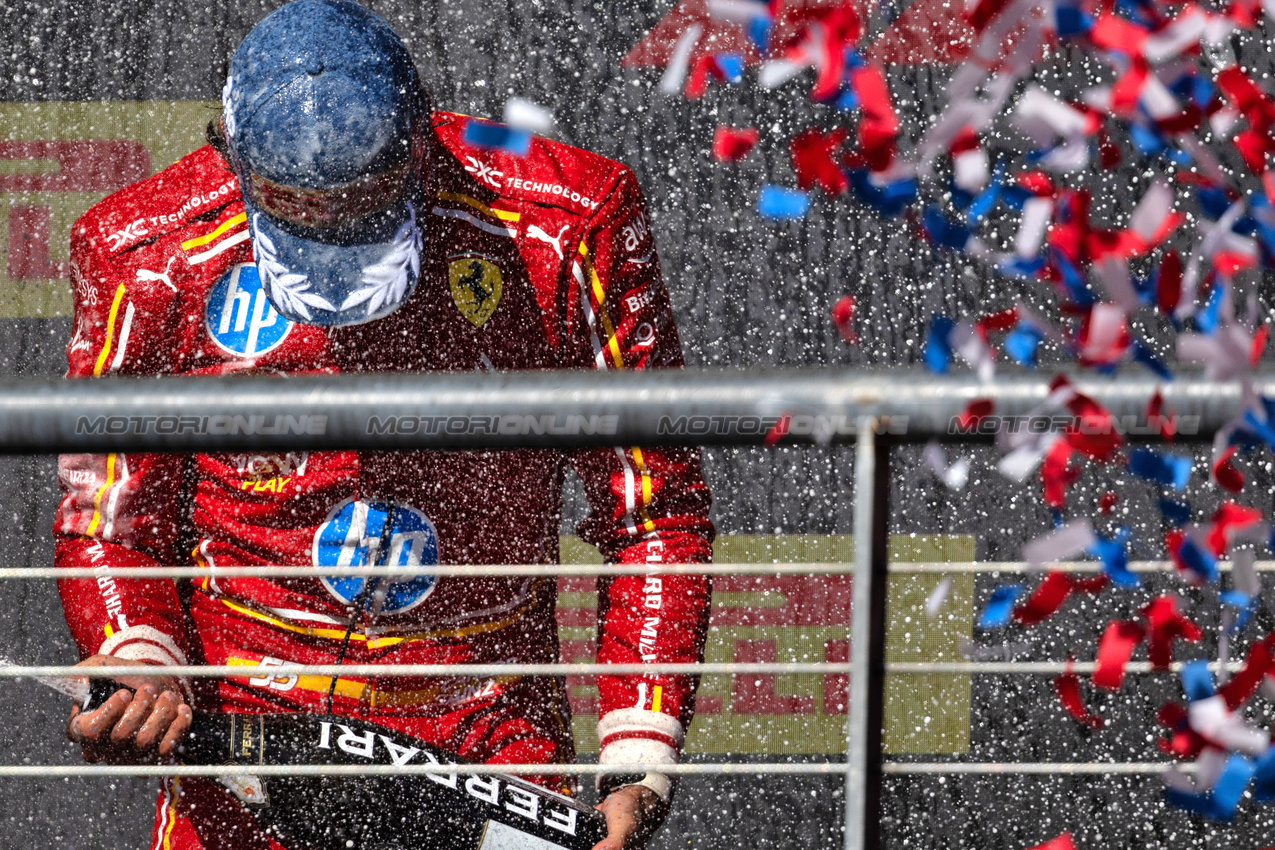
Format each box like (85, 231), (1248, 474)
(565, 167), (714, 793)
(53, 222), (192, 679)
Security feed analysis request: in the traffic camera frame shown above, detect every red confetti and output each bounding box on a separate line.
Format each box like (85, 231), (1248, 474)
(1252, 323), (1269, 367)
(1097, 127), (1122, 169)
(1157, 701), (1208, 759)
(1141, 595), (1202, 670)
(1056, 662), (1106, 730)
(955, 398), (995, 431)
(1041, 439), (1080, 510)
(1013, 572), (1075, 626)
(791, 128), (850, 196)
(1220, 636), (1275, 711)
(975, 307), (1019, 341)
(1023, 833), (1077, 850)
(1212, 446), (1245, 494)
(712, 127), (760, 163)
(1051, 374), (1124, 462)
(764, 413), (792, 446)
(1099, 491), (1119, 514)
(850, 64), (899, 173)
(1206, 501), (1264, 557)
(1157, 250), (1182, 315)
(831, 294), (858, 344)
(1092, 619), (1146, 691)
(1146, 389), (1176, 441)
(1014, 572), (1109, 626)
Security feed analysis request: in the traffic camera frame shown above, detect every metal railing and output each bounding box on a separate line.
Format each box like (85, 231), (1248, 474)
(0, 367), (1253, 850)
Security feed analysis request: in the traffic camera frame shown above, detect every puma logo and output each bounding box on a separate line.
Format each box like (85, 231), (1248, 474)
(527, 223), (569, 260)
(136, 256), (179, 292)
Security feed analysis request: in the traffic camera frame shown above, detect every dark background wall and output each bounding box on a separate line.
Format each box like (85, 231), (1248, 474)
(1, 1), (1274, 848)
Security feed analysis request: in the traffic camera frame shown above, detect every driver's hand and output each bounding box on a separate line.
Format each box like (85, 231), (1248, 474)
(66, 654), (191, 763)
(592, 785), (665, 850)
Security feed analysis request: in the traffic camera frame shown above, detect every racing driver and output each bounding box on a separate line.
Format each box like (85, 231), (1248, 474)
(54, 2), (714, 848)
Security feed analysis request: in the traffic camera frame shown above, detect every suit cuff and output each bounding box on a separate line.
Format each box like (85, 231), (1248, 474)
(97, 626), (192, 702)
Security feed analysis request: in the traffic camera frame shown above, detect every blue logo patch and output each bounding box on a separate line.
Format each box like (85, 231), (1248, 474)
(313, 499), (440, 615)
(206, 263), (293, 357)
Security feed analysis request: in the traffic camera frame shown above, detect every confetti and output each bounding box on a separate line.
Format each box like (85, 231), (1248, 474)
(923, 440), (971, 491)
(830, 294), (857, 344)
(712, 126), (760, 162)
(925, 576), (954, 618)
(1093, 619), (1146, 691)
(978, 584), (1024, 630)
(1022, 832), (1077, 850)
(1127, 447), (1193, 490)
(1022, 518), (1096, 568)
(757, 185), (810, 219)
(502, 97), (556, 135)
(1056, 662), (1106, 729)
(462, 119), (532, 156)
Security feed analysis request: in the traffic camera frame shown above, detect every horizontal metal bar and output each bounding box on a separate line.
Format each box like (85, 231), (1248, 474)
(882, 763), (1185, 775)
(0, 368), (1257, 452)
(888, 560), (1275, 574)
(6, 559), (1271, 579)
(0, 562), (852, 580)
(887, 660), (1241, 674)
(0, 762), (851, 778)
(3, 663), (850, 678)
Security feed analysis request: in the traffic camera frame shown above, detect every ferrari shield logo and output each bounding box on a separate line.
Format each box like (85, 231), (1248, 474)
(448, 255), (503, 327)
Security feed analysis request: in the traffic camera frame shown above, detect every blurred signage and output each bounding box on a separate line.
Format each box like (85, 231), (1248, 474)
(558, 533), (974, 755)
(0, 102), (213, 318)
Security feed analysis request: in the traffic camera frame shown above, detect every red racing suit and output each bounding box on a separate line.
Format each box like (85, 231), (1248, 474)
(54, 112), (713, 850)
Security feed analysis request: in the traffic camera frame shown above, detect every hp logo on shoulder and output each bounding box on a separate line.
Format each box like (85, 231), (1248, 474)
(313, 499), (441, 615)
(206, 263), (293, 357)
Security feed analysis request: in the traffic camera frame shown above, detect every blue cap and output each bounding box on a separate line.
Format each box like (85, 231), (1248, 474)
(222, 0), (428, 326)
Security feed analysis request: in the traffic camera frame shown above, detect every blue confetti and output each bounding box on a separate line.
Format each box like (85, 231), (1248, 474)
(835, 87), (860, 111)
(1004, 323), (1045, 367)
(1091, 528), (1137, 588)
(923, 315), (955, 374)
(1196, 282), (1224, 335)
(1055, 5), (1093, 36)
(463, 120), (532, 156)
(1251, 747), (1275, 803)
(999, 255), (1045, 279)
(1158, 498), (1191, 526)
(1130, 122), (1167, 157)
(1129, 447), (1192, 490)
(1131, 340), (1173, 380)
(1177, 535), (1218, 583)
(1209, 754), (1257, 820)
(757, 186), (810, 220)
(747, 15), (771, 53)
(1166, 754), (1256, 820)
(1221, 590), (1257, 634)
(715, 53), (744, 84)
(965, 161), (1005, 226)
(977, 584), (1023, 630)
(847, 169), (915, 216)
(922, 208), (972, 250)
(1051, 251), (1096, 306)
(1197, 185), (1233, 220)
(1180, 659), (1215, 702)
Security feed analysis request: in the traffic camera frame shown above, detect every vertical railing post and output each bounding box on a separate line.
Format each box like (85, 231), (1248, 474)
(845, 416), (890, 850)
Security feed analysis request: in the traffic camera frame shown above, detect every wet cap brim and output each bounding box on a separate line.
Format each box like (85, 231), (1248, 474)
(246, 164), (408, 229)
(245, 192), (422, 327)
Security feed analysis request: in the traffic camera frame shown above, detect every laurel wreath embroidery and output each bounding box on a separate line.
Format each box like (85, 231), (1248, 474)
(222, 74), (237, 139)
(339, 202), (423, 317)
(251, 214), (337, 320)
